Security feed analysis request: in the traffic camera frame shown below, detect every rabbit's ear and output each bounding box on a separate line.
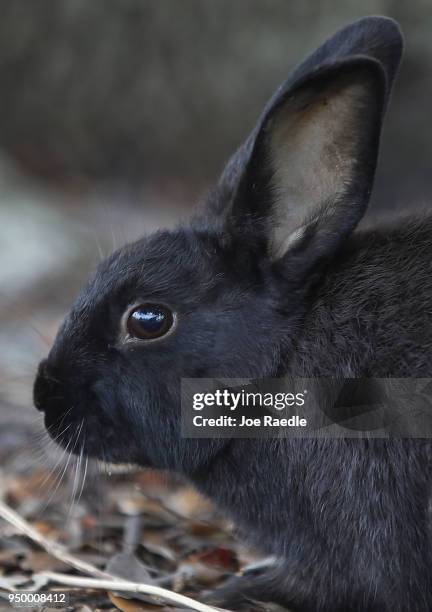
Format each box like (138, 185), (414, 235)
(222, 17), (403, 268)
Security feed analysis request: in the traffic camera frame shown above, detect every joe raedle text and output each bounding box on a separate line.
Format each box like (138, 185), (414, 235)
(192, 414), (307, 428)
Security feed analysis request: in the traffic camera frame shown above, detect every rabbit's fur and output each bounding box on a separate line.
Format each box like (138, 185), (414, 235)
(34, 16), (432, 612)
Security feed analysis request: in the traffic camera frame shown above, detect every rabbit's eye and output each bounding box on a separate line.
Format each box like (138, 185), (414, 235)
(126, 304), (174, 340)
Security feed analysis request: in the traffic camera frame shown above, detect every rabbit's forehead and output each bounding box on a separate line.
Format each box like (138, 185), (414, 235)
(105, 230), (219, 286)
(74, 229), (224, 310)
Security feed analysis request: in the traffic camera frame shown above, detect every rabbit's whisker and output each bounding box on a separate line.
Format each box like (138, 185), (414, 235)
(76, 454), (89, 509)
(39, 424), (80, 513)
(68, 429), (84, 522)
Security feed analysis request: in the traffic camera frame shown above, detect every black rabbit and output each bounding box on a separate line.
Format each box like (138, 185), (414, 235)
(34, 16), (432, 612)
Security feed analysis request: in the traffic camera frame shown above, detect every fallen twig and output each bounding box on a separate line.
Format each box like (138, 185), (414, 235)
(0, 500), (228, 612)
(0, 500), (110, 579)
(0, 576), (17, 592)
(36, 572), (228, 612)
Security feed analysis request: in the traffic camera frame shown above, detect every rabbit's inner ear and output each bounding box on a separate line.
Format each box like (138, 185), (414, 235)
(264, 72), (377, 259)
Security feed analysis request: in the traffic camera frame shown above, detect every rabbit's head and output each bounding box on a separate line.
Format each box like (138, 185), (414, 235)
(34, 17), (403, 473)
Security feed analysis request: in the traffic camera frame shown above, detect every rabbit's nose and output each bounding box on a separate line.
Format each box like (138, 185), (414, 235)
(33, 358), (62, 412)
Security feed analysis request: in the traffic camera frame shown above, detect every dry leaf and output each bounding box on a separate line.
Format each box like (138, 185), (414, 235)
(109, 592), (164, 611)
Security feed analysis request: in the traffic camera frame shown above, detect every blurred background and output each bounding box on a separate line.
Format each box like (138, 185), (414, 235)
(0, 1), (431, 605)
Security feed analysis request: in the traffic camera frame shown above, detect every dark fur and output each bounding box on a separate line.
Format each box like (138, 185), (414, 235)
(34, 16), (432, 611)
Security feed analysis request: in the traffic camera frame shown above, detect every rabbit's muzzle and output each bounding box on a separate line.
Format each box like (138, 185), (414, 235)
(34, 359), (62, 413)
(34, 357), (85, 444)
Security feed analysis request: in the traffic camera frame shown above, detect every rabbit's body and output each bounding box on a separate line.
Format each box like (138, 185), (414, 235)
(293, 217), (432, 378)
(192, 216), (432, 611)
(197, 438), (431, 611)
(33, 16), (432, 612)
